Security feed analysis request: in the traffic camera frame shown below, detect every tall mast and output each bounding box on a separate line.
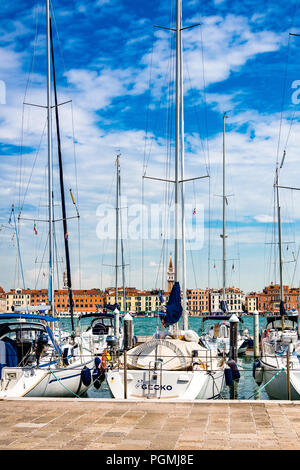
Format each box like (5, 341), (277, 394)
(119, 163), (126, 313)
(50, 19), (75, 332)
(275, 167), (284, 327)
(179, 1), (188, 330)
(46, 0), (55, 316)
(114, 154), (120, 338)
(174, 0), (181, 285)
(221, 113), (228, 303)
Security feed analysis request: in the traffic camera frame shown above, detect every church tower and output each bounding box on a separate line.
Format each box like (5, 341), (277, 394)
(167, 256), (175, 292)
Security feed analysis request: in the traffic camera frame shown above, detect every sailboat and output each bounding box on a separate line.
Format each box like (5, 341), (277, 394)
(200, 115), (250, 355)
(200, 316), (250, 356)
(0, 0), (94, 398)
(254, 159), (300, 399)
(105, 0), (225, 400)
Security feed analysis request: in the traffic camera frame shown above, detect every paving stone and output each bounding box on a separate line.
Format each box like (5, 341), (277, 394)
(1, 399), (300, 450)
(229, 440), (260, 450)
(203, 440), (229, 450)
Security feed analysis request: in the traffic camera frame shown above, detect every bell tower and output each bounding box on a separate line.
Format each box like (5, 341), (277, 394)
(167, 256), (175, 292)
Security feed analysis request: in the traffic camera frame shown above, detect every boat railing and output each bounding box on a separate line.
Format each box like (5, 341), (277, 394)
(109, 348), (220, 372)
(262, 339), (300, 370)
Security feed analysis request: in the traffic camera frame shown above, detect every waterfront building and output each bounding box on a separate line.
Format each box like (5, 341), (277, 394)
(6, 288), (105, 317)
(209, 287), (246, 313)
(6, 288), (31, 312)
(245, 292), (258, 312)
(186, 289), (210, 316)
(55, 289), (105, 316)
(105, 287), (169, 315)
(0, 286), (6, 313)
(256, 283), (299, 314)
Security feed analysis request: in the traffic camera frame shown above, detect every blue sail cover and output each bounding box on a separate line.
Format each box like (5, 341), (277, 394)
(280, 300), (286, 317)
(104, 303), (119, 311)
(163, 282), (182, 327)
(0, 313), (59, 322)
(220, 300), (228, 313)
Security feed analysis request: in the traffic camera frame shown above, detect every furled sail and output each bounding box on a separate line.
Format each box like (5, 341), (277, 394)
(104, 303), (120, 311)
(220, 300), (228, 313)
(163, 282), (182, 327)
(280, 300), (286, 317)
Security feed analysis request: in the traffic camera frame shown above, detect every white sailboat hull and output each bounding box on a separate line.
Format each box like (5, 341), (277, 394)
(106, 368), (225, 400)
(260, 362), (300, 400)
(0, 358), (95, 398)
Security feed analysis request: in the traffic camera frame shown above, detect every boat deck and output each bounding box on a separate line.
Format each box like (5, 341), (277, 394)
(1, 398), (300, 450)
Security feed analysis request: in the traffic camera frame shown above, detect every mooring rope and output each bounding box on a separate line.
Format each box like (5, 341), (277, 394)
(246, 367), (285, 400)
(49, 369), (82, 399)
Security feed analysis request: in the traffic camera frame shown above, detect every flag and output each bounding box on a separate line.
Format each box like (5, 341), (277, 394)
(158, 289), (164, 304)
(193, 208), (196, 215)
(65, 232), (68, 241)
(34, 223), (38, 235)
(213, 263), (216, 269)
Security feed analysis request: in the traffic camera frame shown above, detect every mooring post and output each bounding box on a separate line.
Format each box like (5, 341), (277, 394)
(253, 309), (260, 359)
(123, 312), (133, 399)
(229, 313), (239, 362)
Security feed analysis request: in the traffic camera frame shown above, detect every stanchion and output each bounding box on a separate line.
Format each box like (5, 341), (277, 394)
(124, 349), (127, 400)
(287, 347), (291, 401)
(253, 310), (260, 359)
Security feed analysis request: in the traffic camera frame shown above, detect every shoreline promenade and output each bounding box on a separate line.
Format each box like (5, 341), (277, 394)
(0, 398), (300, 450)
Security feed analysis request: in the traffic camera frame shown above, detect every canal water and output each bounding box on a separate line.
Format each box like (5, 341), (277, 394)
(58, 314), (270, 400)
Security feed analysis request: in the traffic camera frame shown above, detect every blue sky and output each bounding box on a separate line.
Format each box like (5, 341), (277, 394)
(1, 0), (300, 295)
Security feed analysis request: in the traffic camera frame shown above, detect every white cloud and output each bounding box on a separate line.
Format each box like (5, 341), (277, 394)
(0, 5), (297, 294)
(254, 215), (274, 223)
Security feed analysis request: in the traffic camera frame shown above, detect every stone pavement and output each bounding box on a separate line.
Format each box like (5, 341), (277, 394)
(0, 398), (300, 450)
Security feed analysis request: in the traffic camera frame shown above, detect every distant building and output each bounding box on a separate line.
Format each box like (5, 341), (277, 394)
(6, 282), (297, 318)
(210, 287), (245, 313)
(0, 286), (6, 313)
(186, 289), (209, 316)
(256, 283), (299, 314)
(55, 289), (105, 317)
(245, 292), (258, 312)
(6, 288), (105, 317)
(105, 287), (169, 315)
(6, 288), (31, 312)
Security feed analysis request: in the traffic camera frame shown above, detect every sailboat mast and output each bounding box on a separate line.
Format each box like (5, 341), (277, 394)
(46, 0), (55, 316)
(179, 2), (188, 330)
(50, 19), (75, 332)
(275, 168), (284, 327)
(115, 154), (120, 338)
(222, 113), (228, 302)
(174, 0), (181, 285)
(119, 164), (126, 313)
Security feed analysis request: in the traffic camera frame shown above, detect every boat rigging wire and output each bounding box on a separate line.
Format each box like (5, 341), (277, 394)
(275, 0), (299, 167)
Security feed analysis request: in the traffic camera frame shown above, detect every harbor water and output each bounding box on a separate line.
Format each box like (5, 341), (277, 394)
(58, 314), (270, 400)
